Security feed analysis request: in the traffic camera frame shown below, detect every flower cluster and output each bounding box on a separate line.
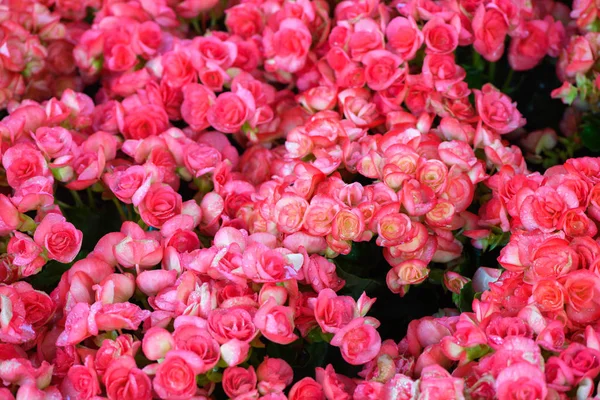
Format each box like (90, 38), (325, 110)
(35, 221), (381, 399)
(0, 84), (390, 398)
(243, 94), (527, 297)
(24, 0), (538, 299)
(0, 0), (90, 108)
(551, 1), (600, 110)
(69, 0), (567, 145)
(485, 157), (600, 329)
(354, 310), (600, 399)
(364, 158), (600, 399)
(0, 0), (594, 398)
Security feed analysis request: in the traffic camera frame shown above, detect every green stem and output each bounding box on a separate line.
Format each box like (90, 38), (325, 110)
(56, 200), (72, 210)
(70, 190), (84, 208)
(502, 69), (515, 92)
(112, 197), (127, 222)
(488, 62), (496, 82)
(472, 51), (483, 71)
(134, 289), (151, 309)
(210, 10), (219, 28)
(191, 17), (201, 34)
(86, 188), (96, 210)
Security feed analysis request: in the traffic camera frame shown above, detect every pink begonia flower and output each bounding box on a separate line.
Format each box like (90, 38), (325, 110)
(331, 317), (382, 365)
(142, 327), (175, 361)
(256, 357), (293, 395)
(222, 366), (258, 399)
(34, 213), (83, 264)
(496, 362), (548, 400)
(254, 297), (298, 345)
(114, 222), (163, 269)
(103, 355), (152, 400)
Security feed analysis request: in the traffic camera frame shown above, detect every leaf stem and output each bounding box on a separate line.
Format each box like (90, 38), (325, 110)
(56, 200), (72, 210)
(112, 197), (127, 222)
(70, 190), (84, 208)
(191, 17), (201, 34)
(86, 188), (96, 210)
(138, 219), (149, 230)
(488, 62), (496, 82)
(502, 69), (514, 92)
(472, 51), (483, 71)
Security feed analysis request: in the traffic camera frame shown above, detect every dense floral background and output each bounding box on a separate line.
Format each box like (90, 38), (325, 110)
(0, 0), (600, 398)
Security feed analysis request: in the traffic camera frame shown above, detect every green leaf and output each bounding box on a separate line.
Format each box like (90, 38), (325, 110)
(580, 112), (600, 152)
(452, 281), (476, 313)
(330, 240), (384, 299)
(61, 203), (122, 252)
(25, 193), (123, 292)
(335, 262), (382, 300)
(465, 344), (491, 361)
(306, 327), (325, 343)
(488, 231), (511, 251)
(265, 339), (329, 380)
(25, 259), (75, 293)
(205, 368), (223, 383)
(428, 268), (445, 285)
(338, 240), (382, 266)
(461, 64), (486, 90)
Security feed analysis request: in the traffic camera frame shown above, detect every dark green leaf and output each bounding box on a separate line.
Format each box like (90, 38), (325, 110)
(335, 262), (382, 300)
(25, 191), (122, 292)
(26, 259), (74, 293)
(265, 339), (329, 380)
(452, 281), (476, 313)
(580, 113), (600, 152)
(428, 268), (444, 285)
(62, 203), (122, 252)
(461, 64), (486, 90)
(336, 240), (383, 268)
